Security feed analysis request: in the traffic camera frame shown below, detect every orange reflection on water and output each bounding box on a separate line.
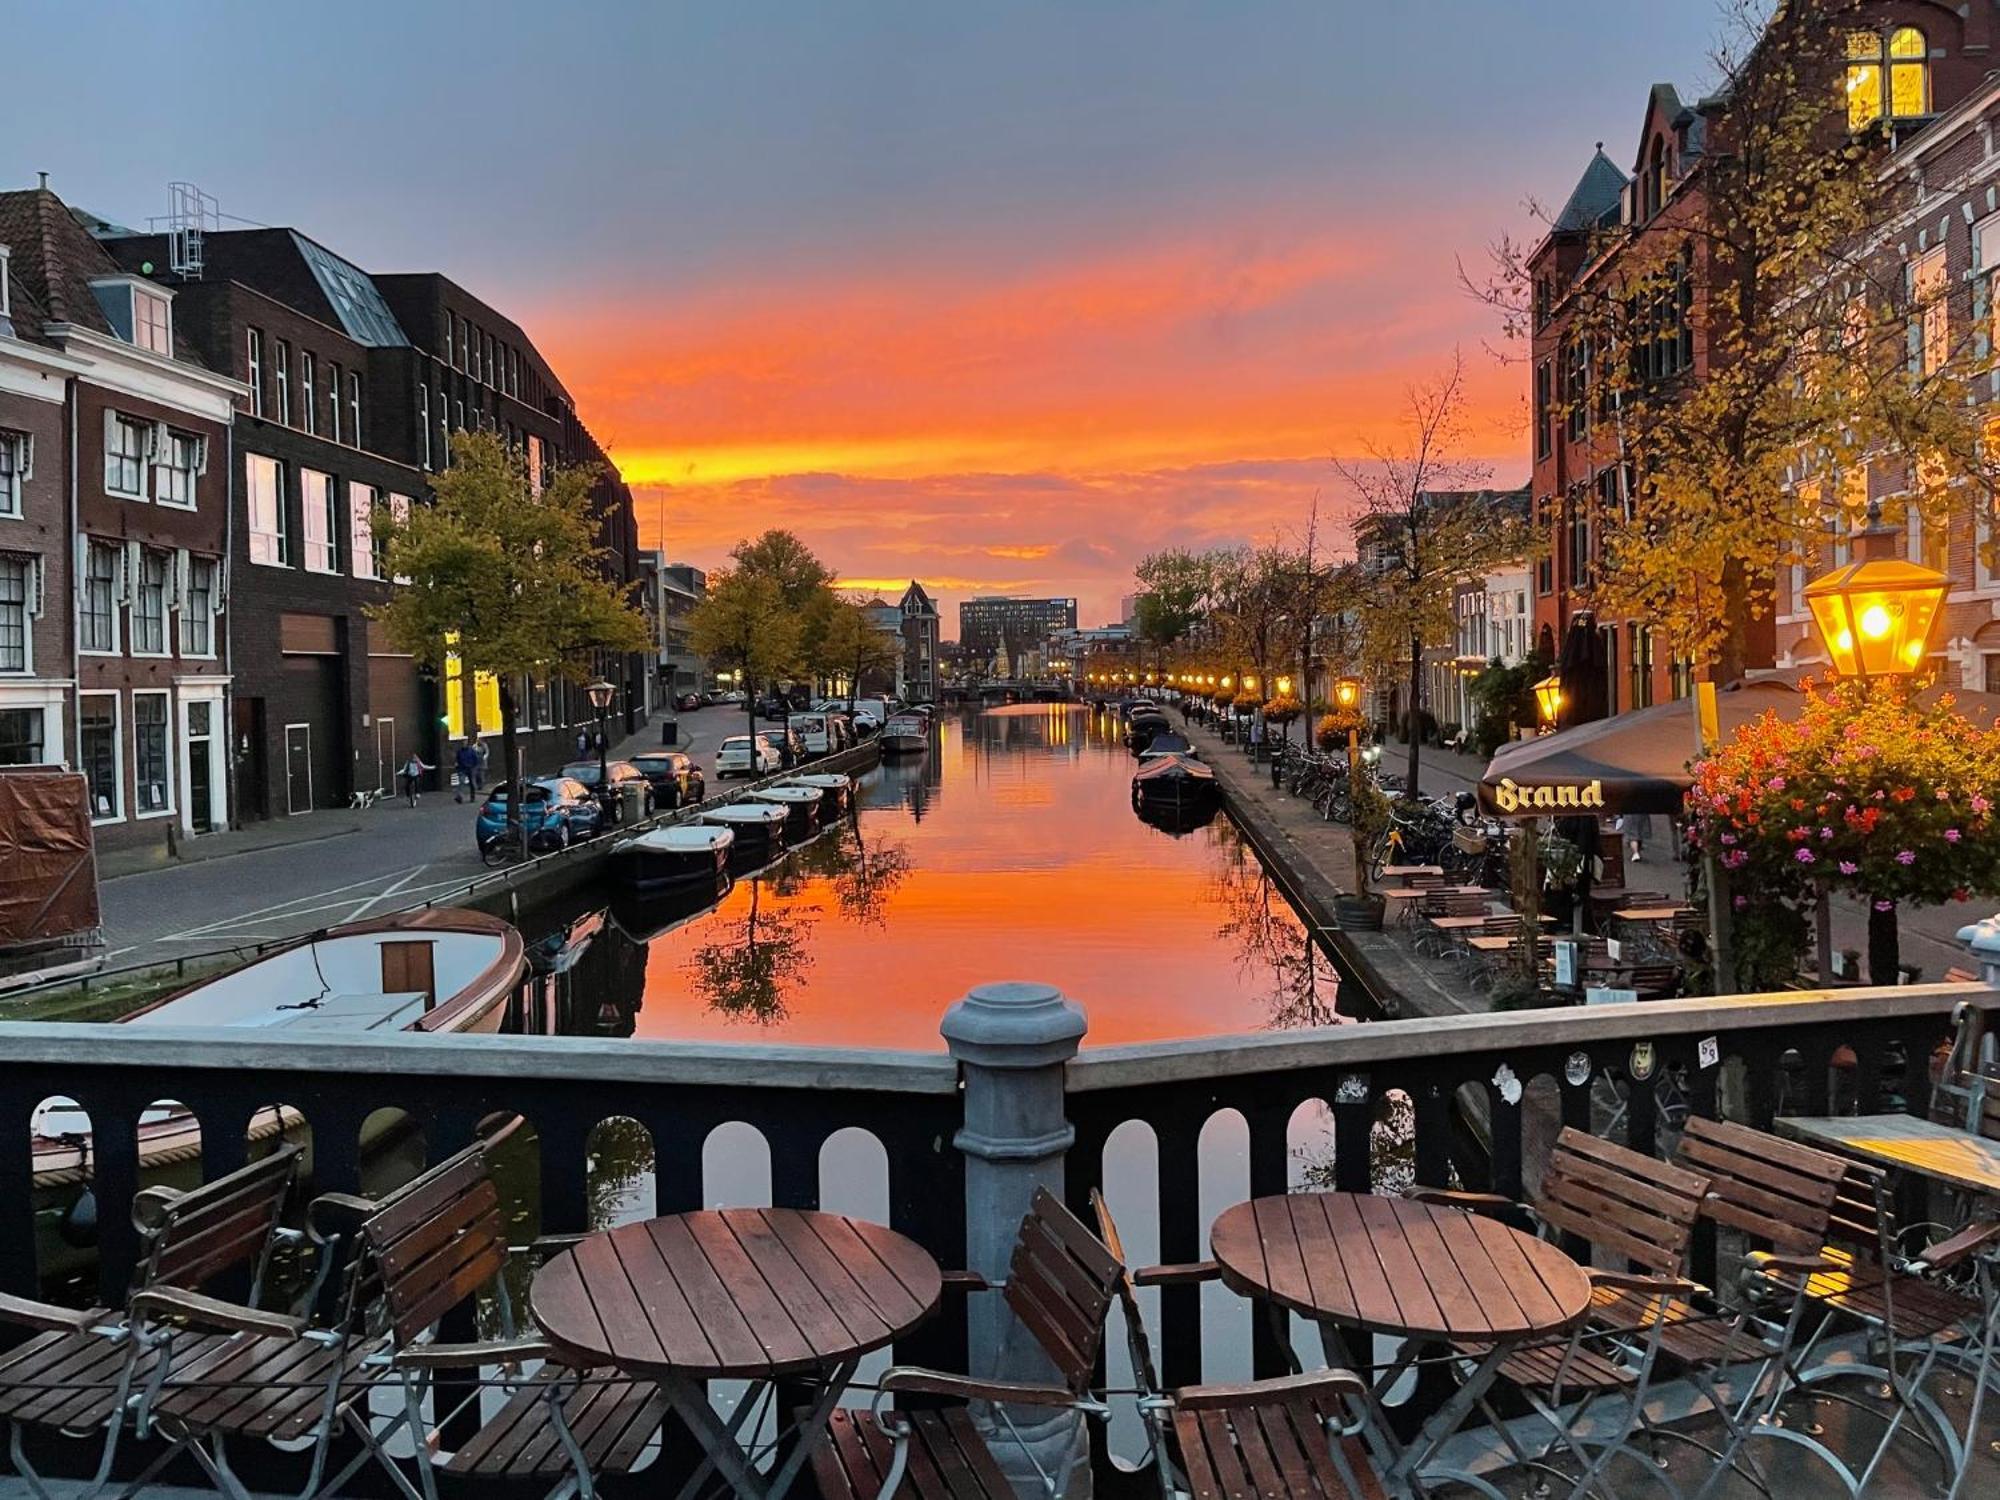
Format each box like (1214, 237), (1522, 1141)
(628, 706), (1349, 1049)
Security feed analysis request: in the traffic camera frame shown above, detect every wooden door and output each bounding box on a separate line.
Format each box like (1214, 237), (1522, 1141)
(379, 941), (437, 1005)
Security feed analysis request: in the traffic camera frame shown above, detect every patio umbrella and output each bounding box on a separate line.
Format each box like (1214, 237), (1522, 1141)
(1556, 613), (1610, 730)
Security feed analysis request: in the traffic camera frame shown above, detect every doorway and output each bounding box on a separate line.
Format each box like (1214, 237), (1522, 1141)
(284, 724), (313, 814)
(185, 700), (216, 834)
(375, 717), (397, 794)
(234, 697), (268, 820)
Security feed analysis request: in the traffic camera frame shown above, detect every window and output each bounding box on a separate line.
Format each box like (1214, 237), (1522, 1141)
(387, 493), (411, 582)
(347, 371), (361, 448)
(1987, 654), (2000, 694)
(80, 540), (119, 652)
(447, 312), (459, 368)
(0, 429), (28, 517)
(246, 328), (264, 416)
(0, 555), (31, 671)
(301, 468), (338, 572)
(1913, 246), (1949, 376)
(132, 691), (171, 815)
(1627, 623), (1655, 710)
(438, 389), (450, 467)
(507, 346), (517, 395)
(132, 288), (171, 354)
(80, 693), (119, 821)
(1908, 503), (1949, 576)
(1566, 487), (1593, 589)
(1848, 27), (1929, 130)
(1535, 495), (1554, 595)
(0, 708), (43, 766)
(349, 482), (379, 580)
(327, 361), (342, 443)
(181, 555), (216, 656)
(1534, 361), (1553, 461)
(301, 352), (317, 435)
(1563, 338), (1591, 441)
(104, 413), (146, 497)
(155, 428), (201, 508)
(274, 339), (291, 425)
(419, 383), (432, 468)
(247, 453), (288, 566)
(132, 548), (169, 655)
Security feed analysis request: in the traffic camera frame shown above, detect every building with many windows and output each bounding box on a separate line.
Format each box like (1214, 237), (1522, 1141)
(957, 595), (1077, 664)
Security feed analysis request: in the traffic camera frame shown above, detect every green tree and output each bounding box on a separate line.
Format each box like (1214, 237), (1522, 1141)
(818, 600), (902, 707)
(689, 569), (802, 741)
(372, 430), (651, 838)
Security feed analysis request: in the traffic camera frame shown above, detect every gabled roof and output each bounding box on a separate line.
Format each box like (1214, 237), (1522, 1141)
(1552, 148), (1630, 233)
(899, 580), (936, 613)
(0, 186), (118, 335)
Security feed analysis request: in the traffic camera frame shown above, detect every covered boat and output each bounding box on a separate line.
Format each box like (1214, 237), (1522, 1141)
(880, 713), (930, 755)
(782, 772), (853, 815)
(744, 784), (824, 836)
(1125, 712), (1173, 753)
(1142, 729), (1194, 758)
(611, 824), (735, 893)
(1132, 751), (1219, 811)
(700, 801), (792, 860)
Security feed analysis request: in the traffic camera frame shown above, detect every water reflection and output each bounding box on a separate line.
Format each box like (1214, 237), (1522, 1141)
(513, 705), (1360, 1050)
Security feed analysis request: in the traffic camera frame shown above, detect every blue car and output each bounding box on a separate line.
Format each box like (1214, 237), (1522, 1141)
(475, 777), (604, 852)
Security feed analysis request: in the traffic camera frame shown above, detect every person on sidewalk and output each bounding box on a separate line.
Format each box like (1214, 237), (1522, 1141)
(452, 740), (481, 803)
(401, 751), (435, 808)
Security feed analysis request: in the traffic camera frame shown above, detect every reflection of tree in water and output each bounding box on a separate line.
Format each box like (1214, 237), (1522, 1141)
(685, 878), (816, 1025)
(832, 813), (911, 928)
(587, 1116), (657, 1231)
(1207, 828), (1340, 1030)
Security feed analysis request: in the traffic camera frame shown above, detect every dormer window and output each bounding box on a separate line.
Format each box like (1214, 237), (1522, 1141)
(1847, 27), (1929, 130)
(88, 276), (174, 355)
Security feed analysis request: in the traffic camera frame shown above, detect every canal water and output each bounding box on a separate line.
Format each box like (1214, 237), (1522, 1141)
(516, 702), (1359, 1049)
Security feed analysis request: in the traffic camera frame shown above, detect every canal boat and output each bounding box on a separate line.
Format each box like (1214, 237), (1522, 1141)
(31, 909), (528, 1268)
(1143, 730), (1194, 758)
(700, 801), (792, 862)
(743, 785), (824, 837)
(782, 772), (853, 815)
(611, 824), (736, 894)
(1136, 798), (1220, 837)
(1126, 712), (1173, 753)
(880, 713), (930, 755)
(1132, 751), (1219, 812)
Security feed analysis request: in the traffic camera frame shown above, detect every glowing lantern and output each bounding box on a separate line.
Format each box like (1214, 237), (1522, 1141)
(1802, 559), (1949, 679)
(1533, 674), (1564, 727)
(1333, 676), (1362, 711)
(1276, 674), (1294, 697)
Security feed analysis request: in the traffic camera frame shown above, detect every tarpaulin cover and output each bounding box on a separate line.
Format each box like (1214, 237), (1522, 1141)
(0, 770), (101, 948)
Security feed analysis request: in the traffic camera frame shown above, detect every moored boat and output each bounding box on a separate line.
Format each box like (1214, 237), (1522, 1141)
(611, 824), (735, 893)
(880, 713), (930, 755)
(700, 801), (792, 862)
(1131, 750), (1219, 811)
(744, 784), (824, 836)
(782, 772), (852, 815)
(1126, 711), (1173, 753)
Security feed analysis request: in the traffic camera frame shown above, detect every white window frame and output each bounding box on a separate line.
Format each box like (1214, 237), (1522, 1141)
(132, 287), (172, 355)
(246, 328), (264, 417)
(327, 361), (342, 444)
(154, 427), (202, 510)
(0, 553), (34, 674)
(349, 481), (379, 580)
(387, 493), (412, 584)
(79, 538), (121, 655)
(418, 384), (431, 469)
(301, 351), (317, 436)
(104, 412), (147, 499)
(347, 371), (361, 448)
(131, 547), (170, 658)
(79, 689), (122, 824)
(247, 453), (288, 567)
(301, 468), (338, 573)
(130, 688), (175, 818)
(274, 339), (291, 426)
(180, 553), (217, 659)
(0, 429), (29, 519)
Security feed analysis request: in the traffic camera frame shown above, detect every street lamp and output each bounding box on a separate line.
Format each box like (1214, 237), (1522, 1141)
(587, 678), (615, 792)
(1333, 675), (1362, 712)
(1802, 558), (1950, 679)
(1532, 673), (1563, 733)
(1276, 674), (1294, 698)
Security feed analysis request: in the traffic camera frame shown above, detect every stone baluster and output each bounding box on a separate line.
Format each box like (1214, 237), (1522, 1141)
(1959, 912), (2000, 988)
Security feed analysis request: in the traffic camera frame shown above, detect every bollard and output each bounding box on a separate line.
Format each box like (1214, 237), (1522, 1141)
(1958, 912), (2000, 987)
(941, 981), (1089, 1497)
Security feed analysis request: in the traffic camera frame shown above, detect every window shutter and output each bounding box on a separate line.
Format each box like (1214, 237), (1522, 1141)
(121, 539), (138, 603)
(192, 434), (208, 477)
(16, 433), (29, 482)
(172, 547), (189, 610)
(214, 556), (228, 616)
(148, 422), (164, 459)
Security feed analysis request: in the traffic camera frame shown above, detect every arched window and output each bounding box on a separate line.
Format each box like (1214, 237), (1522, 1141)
(1846, 27), (1929, 130)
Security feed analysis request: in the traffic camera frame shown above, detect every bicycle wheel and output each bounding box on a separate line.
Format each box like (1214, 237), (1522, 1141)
(481, 828), (523, 868)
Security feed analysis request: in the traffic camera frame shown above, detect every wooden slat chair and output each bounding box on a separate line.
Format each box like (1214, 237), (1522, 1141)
(0, 1143), (303, 1500)
(811, 1186), (1123, 1500)
(1416, 892), (1492, 956)
(1087, 1192), (1389, 1500)
(1413, 1128), (1710, 1500)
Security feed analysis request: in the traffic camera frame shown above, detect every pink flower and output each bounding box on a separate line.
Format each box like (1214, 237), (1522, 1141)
(1945, 828), (1962, 843)
(1936, 788), (1951, 801)
(1768, 776), (1787, 792)
(1895, 849), (1917, 865)
(1838, 861), (1858, 875)
(1795, 849), (1816, 864)
(1819, 827), (1834, 840)
(1734, 895), (1749, 910)
(1874, 899), (1895, 912)
(1974, 794), (1993, 815)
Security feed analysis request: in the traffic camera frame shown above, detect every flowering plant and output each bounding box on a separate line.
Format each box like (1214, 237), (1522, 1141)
(1685, 681), (2000, 981)
(1317, 709), (1365, 750)
(1232, 690), (1262, 713)
(1263, 693), (1304, 724)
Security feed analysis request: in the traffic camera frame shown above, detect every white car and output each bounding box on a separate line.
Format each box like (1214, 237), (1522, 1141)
(715, 734), (781, 779)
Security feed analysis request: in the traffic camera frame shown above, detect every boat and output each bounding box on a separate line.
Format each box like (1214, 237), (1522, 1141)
(1131, 751), (1220, 812)
(31, 909), (528, 1265)
(1126, 711), (1173, 753)
(782, 772), (853, 815)
(880, 713), (930, 755)
(744, 785), (824, 837)
(700, 801), (792, 862)
(611, 824), (736, 894)
(1135, 798), (1220, 837)
(1143, 730), (1195, 758)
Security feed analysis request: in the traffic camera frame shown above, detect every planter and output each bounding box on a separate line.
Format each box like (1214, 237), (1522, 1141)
(1333, 893), (1385, 932)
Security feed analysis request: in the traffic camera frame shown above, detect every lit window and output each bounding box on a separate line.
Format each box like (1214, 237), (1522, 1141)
(1913, 247), (1948, 376)
(0, 554), (30, 671)
(155, 429), (201, 509)
(301, 468), (338, 572)
(181, 555), (216, 657)
(132, 691), (171, 813)
(0, 429), (29, 517)
(80, 540), (119, 653)
(1848, 27), (1928, 129)
(132, 289), (171, 354)
(104, 414), (146, 497)
(247, 453), (288, 566)
(350, 481), (379, 580)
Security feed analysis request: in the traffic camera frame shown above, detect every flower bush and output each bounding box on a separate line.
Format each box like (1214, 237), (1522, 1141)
(1232, 690), (1262, 713)
(1685, 682), (2000, 983)
(1263, 693), (1304, 724)
(1316, 709), (1365, 750)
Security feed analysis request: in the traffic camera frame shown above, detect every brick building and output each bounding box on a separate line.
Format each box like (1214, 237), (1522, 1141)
(1524, 2), (2000, 709)
(0, 186), (245, 855)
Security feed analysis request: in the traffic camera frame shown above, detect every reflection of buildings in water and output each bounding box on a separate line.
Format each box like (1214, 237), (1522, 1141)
(684, 878), (817, 1025)
(1206, 826), (1345, 1031)
(547, 914), (648, 1037)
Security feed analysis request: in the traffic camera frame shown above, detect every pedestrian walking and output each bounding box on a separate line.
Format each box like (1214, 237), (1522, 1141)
(401, 751), (435, 808)
(452, 739), (481, 803)
(1623, 811), (1657, 863)
(576, 729), (590, 758)
(474, 738), (489, 790)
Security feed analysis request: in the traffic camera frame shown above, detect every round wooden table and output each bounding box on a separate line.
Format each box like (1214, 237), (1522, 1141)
(532, 1208), (942, 1497)
(1211, 1192), (1591, 1494)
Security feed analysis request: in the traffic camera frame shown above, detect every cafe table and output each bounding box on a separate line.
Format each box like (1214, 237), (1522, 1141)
(1211, 1192), (1591, 1495)
(531, 1207), (942, 1499)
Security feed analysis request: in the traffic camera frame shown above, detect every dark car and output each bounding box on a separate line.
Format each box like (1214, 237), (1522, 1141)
(676, 692), (703, 712)
(630, 750), (706, 809)
(763, 725), (806, 768)
(475, 777), (603, 852)
(560, 759), (655, 823)
(758, 696), (793, 722)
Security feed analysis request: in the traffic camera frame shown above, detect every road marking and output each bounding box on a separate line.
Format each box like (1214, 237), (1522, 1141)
(162, 867), (425, 940)
(344, 864), (430, 923)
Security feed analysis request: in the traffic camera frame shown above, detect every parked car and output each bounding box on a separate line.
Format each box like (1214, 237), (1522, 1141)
(630, 750), (706, 808)
(765, 725), (806, 767)
(788, 712), (834, 757)
(476, 778), (604, 852)
(561, 759), (656, 822)
(716, 734), (782, 779)
(676, 692), (703, 712)
(758, 696), (792, 722)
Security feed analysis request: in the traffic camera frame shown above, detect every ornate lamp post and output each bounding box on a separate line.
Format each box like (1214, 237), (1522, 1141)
(587, 678), (615, 789)
(1802, 559), (1950, 680)
(1532, 673), (1563, 735)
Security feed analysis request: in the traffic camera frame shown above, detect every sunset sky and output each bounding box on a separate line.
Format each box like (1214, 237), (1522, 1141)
(12, 1), (1718, 631)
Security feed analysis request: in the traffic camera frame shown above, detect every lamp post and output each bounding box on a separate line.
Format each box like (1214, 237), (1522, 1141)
(587, 678), (615, 794)
(1532, 673), (1563, 735)
(1334, 674), (1365, 875)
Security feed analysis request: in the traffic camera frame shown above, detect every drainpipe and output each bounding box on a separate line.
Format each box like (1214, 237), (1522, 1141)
(941, 981), (1089, 1496)
(222, 418), (236, 830)
(66, 377), (78, 770)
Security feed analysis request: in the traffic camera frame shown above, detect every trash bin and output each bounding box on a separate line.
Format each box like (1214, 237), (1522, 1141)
(661, 718), (679, 746)
(620, 783), (650, 823)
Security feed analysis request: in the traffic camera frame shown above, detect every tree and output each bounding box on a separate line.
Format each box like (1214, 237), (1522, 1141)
(372, 430), (651, 839)
(819, 600), (902, 707)
(1335, 353), (1533, 794)
(707, 529), (841, 734)
(689, 569), (802, 741)
(1131, 548), (1214, 674)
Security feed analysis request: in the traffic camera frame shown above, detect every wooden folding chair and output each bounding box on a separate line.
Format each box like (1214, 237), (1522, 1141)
(0, 1143), (303, 1500)
(811, 1186), (1122, 1500)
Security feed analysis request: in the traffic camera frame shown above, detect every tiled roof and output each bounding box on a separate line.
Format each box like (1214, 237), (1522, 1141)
(0, 186), (116, 334)
(1552, 149), (1629, 233)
